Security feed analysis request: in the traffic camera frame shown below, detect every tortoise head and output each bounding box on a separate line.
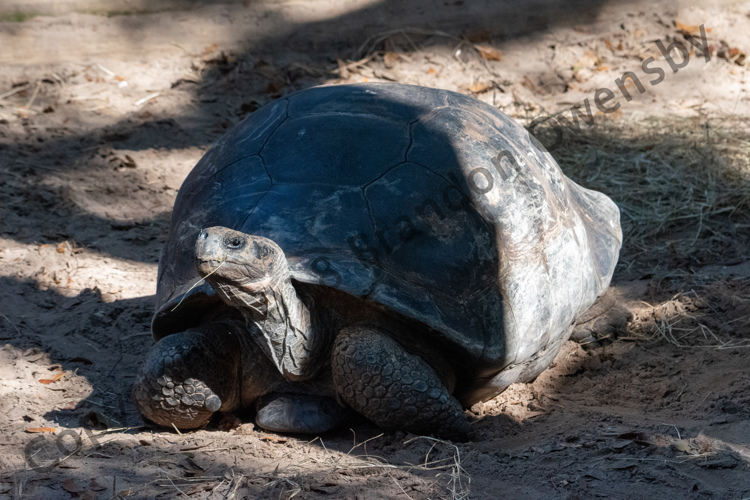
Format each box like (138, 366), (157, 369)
(195, 227), (287, 290)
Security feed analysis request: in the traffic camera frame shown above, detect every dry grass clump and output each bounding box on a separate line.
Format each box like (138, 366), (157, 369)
(150, 434), (471, 500)
(542, 115), (750, 276)
(626, 289), (750, 349)
(287, 434), (472, 500)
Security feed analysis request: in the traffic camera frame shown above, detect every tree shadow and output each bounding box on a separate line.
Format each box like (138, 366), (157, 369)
(1, 0), (631, 265)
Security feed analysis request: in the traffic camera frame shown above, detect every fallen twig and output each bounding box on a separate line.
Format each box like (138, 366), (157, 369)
(0, 84), (30, 101)
(134, 92), (160, 106)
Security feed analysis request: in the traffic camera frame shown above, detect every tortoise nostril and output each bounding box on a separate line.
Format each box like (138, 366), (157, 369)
(199, 230), (208, 240)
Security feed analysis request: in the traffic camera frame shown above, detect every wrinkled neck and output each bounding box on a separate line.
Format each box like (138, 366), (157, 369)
(217, 272), (317, 382)
(243, 276), (309, 334)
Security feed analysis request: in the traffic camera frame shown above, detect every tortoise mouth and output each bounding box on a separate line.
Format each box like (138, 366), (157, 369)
(198, 258), (225, 266)
(196, 257), (237, 278)
(196, 257), (273, 286)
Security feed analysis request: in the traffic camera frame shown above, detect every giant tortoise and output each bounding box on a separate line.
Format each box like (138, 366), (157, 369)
(132, 83), (622, 440)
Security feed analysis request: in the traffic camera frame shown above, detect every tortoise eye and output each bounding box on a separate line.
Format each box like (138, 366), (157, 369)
(226, 237), (245, 250)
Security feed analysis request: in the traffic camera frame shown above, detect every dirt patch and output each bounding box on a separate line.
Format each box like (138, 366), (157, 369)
(1, 1), (750, 498)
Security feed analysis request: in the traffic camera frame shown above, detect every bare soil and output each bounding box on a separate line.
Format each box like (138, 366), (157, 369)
(1, 1), (750, 498)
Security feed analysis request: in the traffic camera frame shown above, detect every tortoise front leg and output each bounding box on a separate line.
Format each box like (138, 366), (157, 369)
(331, 326), (473, 441)
(132, 321), (244, 429)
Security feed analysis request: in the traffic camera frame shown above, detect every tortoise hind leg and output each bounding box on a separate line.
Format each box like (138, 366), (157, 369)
(132, 321), (243, 429)
(570, 288), (632, 349)
(255, 393), (354, 434)
(331, 326), (473, 441)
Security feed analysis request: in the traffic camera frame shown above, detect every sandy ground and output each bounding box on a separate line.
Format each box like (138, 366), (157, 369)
(1, 0), (750, 498)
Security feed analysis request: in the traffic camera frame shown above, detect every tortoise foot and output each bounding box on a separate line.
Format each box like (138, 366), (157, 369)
(132, 323), (242, 429)
(571, 288), (632, 349)
(255, 393), (353, 434)
(332, 326), (473, 442)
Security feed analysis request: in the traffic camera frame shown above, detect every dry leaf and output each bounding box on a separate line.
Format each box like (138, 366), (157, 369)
(39, 372), (64, 384)
(62, 479), (82, 493)
(426, 67), (437, 75)
(25, 427), (56, 433)
(604, 39), (613, 50)
(475, 45), (502, 61)
(469, 82), (491, 93)
(674, 21), (709, 35)
(674, 440), (691, 453)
